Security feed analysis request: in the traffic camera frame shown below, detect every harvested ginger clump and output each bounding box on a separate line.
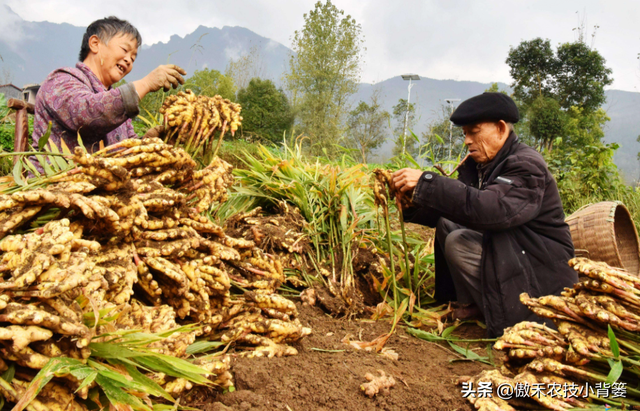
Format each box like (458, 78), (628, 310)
(361, 369), (396, 397)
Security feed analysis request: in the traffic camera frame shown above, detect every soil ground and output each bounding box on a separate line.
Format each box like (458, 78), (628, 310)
(196, 209), (487, 410)
(199, 303), (490, 411)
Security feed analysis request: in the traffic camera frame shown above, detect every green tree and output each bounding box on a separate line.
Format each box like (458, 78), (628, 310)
(422, 104), (464, 164)
(562, 106), (610, 148)
(483, 82), (534, 146)
(507, 33), (623, 211)
(183, 68), (236, 100)
(391, 98), (417, 157)
(345, 88), (389, 163)
(545, 106), (614, 211)
(236, 78), (294, 143)
(554, 42), (613, 112)
(507, 36), (613, 152)
(286, 0), (364, 155)
(506, 38), (556, 106)
(485, 82), (500, 93)
(547, 141), (624, 212)
(528, 96), (568, 151)
(507, 38), (612, 113)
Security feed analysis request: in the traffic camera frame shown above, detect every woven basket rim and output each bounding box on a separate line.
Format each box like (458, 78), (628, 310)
(610, 203), (626, 267)
(565, 202), (596, 221)
(565, 200), (620, 222)
(566, 201), (640, 273)
(616, 202), (640, 256)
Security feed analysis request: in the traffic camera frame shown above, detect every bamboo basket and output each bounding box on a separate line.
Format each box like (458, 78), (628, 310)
(566, 201), (640, 275)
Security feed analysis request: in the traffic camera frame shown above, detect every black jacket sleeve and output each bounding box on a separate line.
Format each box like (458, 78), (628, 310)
(412, 154), (547, 231)
(402, 205), (441, 228)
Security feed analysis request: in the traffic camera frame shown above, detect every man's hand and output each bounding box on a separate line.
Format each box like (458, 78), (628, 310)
(134, 65), (186, 99)
(392, 168), (424, 196)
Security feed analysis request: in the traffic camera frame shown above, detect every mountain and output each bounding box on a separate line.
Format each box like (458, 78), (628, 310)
(128, 25), (290, 85)
(356, 79), (640, 182)
(602, 90), (640, 182)
(0, 5), (290, 87)
(0, 5), (86, 86)
(1, 6), (639, 181)
(353, 77), (512, 163)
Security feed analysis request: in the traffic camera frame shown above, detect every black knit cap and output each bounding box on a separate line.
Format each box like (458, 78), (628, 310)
(450, 92), (519, 126)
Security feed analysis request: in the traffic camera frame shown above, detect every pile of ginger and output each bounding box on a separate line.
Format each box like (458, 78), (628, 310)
(0, 137), (310, 409)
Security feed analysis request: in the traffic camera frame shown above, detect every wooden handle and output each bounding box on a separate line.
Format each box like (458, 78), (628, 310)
(7, 99), (32, 163)
(7, 99), (35, 114)
(14, 108), (30, 163)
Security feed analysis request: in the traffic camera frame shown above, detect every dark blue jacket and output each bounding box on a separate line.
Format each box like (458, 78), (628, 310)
(404, 132), (577, 337)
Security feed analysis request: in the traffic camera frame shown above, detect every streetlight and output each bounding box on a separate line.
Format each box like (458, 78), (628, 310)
(445, 98), (460, 171)
(401, 74), (420, 157)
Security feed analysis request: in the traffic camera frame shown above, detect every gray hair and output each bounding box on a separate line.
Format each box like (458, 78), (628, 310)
(79, 16), (142, 61)
(506, 122), (515, 133)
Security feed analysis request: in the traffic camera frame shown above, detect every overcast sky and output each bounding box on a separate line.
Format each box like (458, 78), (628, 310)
(2, 0), (639, 92)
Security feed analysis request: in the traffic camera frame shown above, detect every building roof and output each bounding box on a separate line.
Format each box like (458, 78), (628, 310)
(22, 84), (41, 90)
(0, 84), (21, 92)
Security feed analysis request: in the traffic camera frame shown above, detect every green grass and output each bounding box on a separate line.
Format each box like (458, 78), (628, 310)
(210, 140), (438, 323)
(12, 326), (217, 411)
(229, 142), (377, 302)
(217, 139), (274, 170)
(561, 184), (640, 232)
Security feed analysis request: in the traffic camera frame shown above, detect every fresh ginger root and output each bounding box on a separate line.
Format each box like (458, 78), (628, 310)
(361, 370), (396, 397)
(0, 325), (53, 351)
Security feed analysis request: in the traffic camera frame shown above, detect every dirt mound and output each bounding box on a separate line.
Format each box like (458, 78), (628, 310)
(224, 202), (310, 285)
(200, 303), (487, 411)
(224, 203), (386, 316)
(225, 202), (309, 256)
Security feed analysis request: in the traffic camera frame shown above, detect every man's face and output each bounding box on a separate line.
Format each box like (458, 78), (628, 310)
(462, 121), (508, 164)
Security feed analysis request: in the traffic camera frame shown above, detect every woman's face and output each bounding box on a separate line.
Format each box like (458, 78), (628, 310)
(95, 34), (138, 87)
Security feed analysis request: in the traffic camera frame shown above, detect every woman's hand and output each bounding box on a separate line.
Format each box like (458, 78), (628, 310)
(133, 65), (187, 99)
(392, 168), (424, 196)
(143, 125), (165, 139)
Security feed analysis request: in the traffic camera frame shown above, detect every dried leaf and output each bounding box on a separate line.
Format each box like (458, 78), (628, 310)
(380, 347), (399, 361)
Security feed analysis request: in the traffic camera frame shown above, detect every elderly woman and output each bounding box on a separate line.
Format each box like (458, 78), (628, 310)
(32, 16), (186, 153)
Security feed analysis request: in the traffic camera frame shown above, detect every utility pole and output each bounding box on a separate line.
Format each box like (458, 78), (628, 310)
(445, 98), (460, 171)
(401, 74), (420, 157)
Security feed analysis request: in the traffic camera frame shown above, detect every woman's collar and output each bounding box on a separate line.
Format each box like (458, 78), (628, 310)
(76, 62), (109, 91)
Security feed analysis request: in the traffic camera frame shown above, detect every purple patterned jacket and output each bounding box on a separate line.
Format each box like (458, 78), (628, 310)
(32, 62), (140, 153)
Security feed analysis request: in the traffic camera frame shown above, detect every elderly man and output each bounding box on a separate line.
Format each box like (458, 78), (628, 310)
(392, 92), (577, 337)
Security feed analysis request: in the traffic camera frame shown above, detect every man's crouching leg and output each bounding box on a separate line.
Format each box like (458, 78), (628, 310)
(436, 218), (484, 317)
